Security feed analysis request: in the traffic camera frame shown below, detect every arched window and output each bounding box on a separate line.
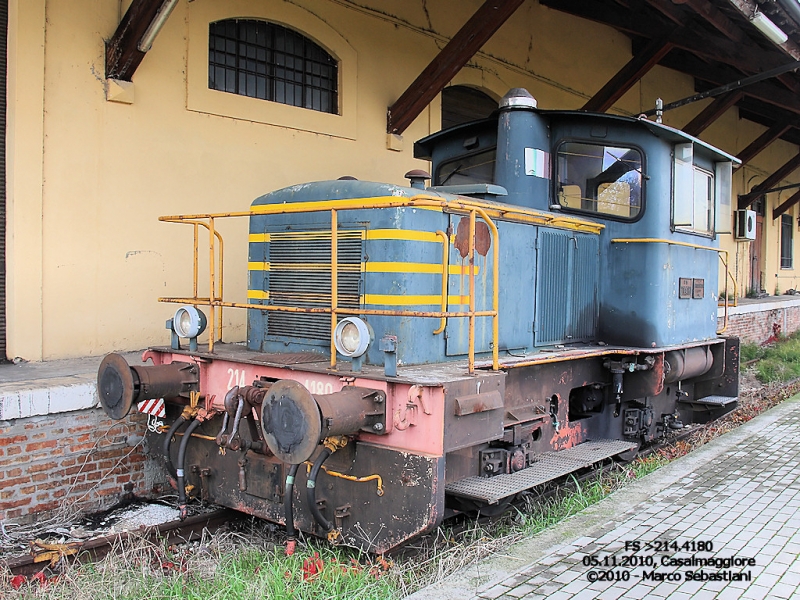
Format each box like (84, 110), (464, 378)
(441, 86), (497, 130)
(209, 19), (338, 114)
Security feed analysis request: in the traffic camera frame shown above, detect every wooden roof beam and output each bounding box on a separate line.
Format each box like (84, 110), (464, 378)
(737, 99), (800, 146)
(777, 74), (800, 95)
(681, 90), (744, 137)
(542, 0), (789, 75)
(387, 0), (525, 135)
(681, 0), (747, 42)
(704, 0), (800, 94)
(736, 121), (792, 168)
(739, 151), (800, 209)
(656, 50), (800, 116)
(664, 27), (781, 74)
(642, 0), (686, 26)
(582, 35), (674, 112)
(106, 0), (176, 81)
(772, 189), (800, 220)
(539, 0), (669, 39)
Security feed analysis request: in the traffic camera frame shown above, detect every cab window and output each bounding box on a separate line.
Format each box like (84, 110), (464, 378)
(556, 142), (643, 219)
(436, 148), (496, 186)
(672, 143), (715, 236)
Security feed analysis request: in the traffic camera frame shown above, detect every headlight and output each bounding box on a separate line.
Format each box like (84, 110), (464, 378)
(173, 306), (207, 338)
(333, 317), (371, 357)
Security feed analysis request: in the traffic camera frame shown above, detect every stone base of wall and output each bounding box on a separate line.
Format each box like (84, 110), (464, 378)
(0, 408), (164, 522)
(718, 298), (800, 344)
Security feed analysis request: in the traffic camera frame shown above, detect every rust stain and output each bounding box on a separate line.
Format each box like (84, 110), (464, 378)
(652, 353), (665, 395)
(454, 218), (491, 258)
(551, 421), (586, 451)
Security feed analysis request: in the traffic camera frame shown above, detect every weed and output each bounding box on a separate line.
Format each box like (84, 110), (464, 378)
(514, 462), (663, 538)
(2, 534), (397, 600)
(749, 331), (800, 382)
(740, 342), (763, 363)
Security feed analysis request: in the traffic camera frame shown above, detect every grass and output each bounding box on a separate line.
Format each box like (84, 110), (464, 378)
(3, 534), (396, 600)
(742, 331), (800, 383)
(516, 455), (668, 538)
(739, 342), (763, 363)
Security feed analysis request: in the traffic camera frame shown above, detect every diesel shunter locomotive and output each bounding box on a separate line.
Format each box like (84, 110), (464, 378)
(98, 88), (740, 553)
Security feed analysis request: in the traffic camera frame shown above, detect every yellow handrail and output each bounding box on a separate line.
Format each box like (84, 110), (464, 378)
(162, 219), (225, 344)
(160, 195), (605, 234)
(468, 211), (476, 373)
(610, 238), (733, 335)
(158, 195), (532, 373)
(208, 217), (216, 352)
(330, 209), (338, 369)
(476, 207), (500, 371)
(433, 230), (449, 336)
(717, 251), (738, 334)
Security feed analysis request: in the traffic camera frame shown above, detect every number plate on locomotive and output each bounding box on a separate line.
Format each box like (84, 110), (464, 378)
(679, 278), (692, 299)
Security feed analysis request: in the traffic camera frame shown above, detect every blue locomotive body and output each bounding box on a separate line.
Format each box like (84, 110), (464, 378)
(98, 89), (740, 553)
(248, 91), (734, 362)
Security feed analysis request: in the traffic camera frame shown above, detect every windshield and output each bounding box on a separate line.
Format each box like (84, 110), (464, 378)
(436, 148), (496, 186)
(556, 142), (643, 219)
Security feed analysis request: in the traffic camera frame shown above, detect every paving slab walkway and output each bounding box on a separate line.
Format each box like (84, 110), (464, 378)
(409, 395), (800, 600)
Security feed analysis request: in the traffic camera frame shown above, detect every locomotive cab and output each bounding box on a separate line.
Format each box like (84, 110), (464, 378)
(416, 88), (738, 349)
(97, 88), (740, 553)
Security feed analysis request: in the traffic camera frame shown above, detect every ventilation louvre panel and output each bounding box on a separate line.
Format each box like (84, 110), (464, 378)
(534, 230), (598, 346)
(265, 231), (362, 341)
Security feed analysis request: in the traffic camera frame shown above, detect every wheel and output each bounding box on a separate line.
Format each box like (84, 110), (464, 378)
(615, 442), (641, 463)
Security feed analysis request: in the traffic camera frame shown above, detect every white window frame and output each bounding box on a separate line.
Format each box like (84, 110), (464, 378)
(672, 143), (716, 237)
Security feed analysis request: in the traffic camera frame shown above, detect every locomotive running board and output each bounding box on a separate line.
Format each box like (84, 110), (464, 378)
(678, 395), (737, 407)
(445, 439), (637, 505)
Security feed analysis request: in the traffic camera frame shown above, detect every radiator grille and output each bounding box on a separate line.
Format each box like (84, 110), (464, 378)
(266, 231), (363, 341)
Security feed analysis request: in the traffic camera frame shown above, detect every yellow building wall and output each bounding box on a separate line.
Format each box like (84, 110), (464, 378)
(5, 0), (799, 360)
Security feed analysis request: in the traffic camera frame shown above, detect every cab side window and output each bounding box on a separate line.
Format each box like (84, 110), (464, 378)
(672, 143), (715, 236)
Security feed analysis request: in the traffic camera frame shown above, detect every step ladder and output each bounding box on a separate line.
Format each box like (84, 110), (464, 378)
(679, 395), (737, 407)
(445, 439), (637, 505)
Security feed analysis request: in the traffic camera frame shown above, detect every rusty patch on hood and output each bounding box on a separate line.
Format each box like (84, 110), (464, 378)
(454, 218), (491, 258)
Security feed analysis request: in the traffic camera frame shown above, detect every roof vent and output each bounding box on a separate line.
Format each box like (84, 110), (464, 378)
(499, 88), (537, 109)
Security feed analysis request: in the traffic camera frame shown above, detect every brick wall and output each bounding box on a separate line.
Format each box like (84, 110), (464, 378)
(719, 301), (800, 344)
(0, 408), (162, 522)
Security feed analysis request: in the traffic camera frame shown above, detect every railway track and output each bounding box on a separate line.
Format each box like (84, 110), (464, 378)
(3, 508), (237, 579)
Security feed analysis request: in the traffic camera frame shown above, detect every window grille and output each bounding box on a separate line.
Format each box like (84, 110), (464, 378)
(442, 86), (496, 130)
(209, 19), (338, 114)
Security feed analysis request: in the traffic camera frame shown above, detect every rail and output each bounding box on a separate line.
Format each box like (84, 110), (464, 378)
(609, 238), (735, 334)
(159, 195), (595, 373)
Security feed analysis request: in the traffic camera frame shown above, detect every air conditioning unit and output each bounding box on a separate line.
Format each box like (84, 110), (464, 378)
(735, 209), (757, 241)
